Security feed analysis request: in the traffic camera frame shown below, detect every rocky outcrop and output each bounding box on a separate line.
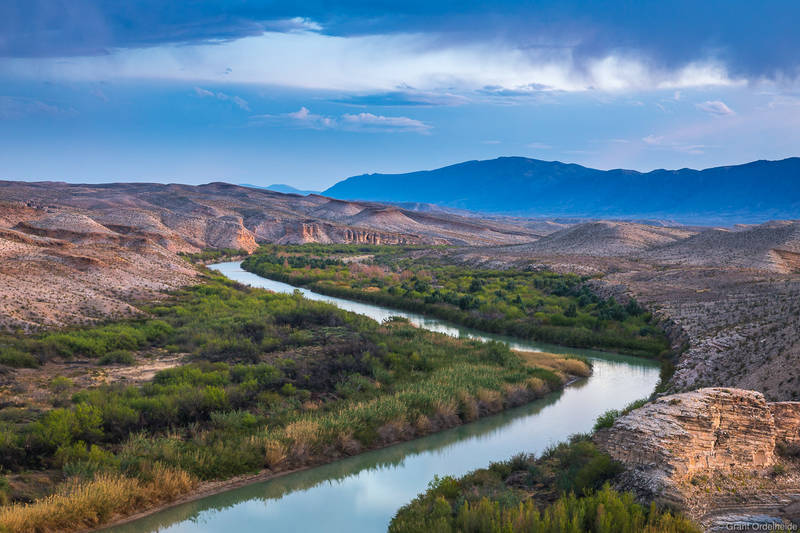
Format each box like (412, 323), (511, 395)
(203, 215), (258, 252)
(274, 221), (440, 245)
(772, 403), (800, 445)
(595, 388), (800, 527)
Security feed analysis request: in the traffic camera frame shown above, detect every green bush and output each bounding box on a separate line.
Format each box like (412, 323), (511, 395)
(98, 350), (135, 365)
(0, 346), (38, 368)
(593, 409), (620, 430)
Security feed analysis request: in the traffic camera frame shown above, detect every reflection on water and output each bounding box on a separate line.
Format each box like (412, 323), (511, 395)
(102, 261), (659, 533)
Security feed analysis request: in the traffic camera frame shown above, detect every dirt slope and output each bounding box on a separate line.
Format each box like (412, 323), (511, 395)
(514, 221), (696, 256)
(643, 220), (800, 273)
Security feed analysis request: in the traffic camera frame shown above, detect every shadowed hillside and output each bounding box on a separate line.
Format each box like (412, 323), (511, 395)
(324, 157), (800, 223)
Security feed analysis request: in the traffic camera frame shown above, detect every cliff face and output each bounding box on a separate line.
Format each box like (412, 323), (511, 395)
(595, 388), (800, 528)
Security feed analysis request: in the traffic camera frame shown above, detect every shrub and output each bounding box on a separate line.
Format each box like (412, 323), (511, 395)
(593, 409), (620, 431)
(98, 350), (135, 365)
(0, 346), (38, 368)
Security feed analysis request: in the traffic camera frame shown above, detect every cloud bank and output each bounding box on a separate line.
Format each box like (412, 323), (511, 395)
(2, 1), (798, 85)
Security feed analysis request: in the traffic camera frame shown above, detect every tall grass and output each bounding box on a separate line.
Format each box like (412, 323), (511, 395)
(446, 486), (700, 533)
(0, 465), (196, 532)
(389, 436), (700, 533)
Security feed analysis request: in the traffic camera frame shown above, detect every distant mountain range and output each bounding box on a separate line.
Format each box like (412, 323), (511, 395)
(323, 157), (800, 223)
(241, 183), (319, 195)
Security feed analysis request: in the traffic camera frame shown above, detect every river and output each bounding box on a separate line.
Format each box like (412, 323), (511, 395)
(103, 261), (659, 533)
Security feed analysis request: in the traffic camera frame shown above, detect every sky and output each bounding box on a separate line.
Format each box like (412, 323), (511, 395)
(1, 1), (799, 190)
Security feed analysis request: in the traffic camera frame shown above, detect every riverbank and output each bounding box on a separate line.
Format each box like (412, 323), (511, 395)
(94, 263), (658, 532)
(97, 262), (655, 533)
(0, 265), (596, 533)
(389, 434), (701, 532)
(95, 368), (589, 531)
(240, 246), (670, 358)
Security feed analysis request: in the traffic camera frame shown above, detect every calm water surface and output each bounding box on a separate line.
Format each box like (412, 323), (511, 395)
(104, 261), (659, 533)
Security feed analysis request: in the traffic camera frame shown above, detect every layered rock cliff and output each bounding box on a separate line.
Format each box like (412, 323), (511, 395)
(595, 388), (800, 529)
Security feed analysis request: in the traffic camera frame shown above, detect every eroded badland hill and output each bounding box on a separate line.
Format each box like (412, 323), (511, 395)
(0, 180), (540, 330)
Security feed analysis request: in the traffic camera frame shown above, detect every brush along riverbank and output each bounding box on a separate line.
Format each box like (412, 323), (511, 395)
(241, 244), (670, 358)
(389, 435), (700, 533)
(0, 270), (590, 532)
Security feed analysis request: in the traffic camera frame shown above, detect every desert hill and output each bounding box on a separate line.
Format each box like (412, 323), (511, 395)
(510, 221), (697, 257)
(0, 181), (542, 250)
(0, 180), (543, 329)
(492, 219), (800, 274)
(643, 220), (800, 273)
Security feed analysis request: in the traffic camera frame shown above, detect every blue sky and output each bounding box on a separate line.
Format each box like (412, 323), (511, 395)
(1, 1), (799, 190)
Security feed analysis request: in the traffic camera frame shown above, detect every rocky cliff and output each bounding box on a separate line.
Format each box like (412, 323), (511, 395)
(595, 388), (800, 529)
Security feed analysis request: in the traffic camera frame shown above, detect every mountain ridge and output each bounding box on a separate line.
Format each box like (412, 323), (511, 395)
(323, 156), (800, 223)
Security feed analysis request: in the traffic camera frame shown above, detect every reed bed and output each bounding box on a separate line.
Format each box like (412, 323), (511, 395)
(0, 465), (195, 533)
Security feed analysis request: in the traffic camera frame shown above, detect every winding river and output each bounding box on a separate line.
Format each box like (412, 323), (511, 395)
(103, 261), (660, 533)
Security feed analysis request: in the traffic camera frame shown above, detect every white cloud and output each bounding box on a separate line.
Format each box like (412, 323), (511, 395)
(263, 17), (323, 32)
(340, 112), (431, 132)
(766, 95), (800, 109)
(91, 88), (109, 102)
(0, 96), (70, 119)
(286, 106), (336, 128)
(642, 134), (706, 154)
(193, 86), (250, 110)
(695, 100), (735, 116)
(254, 107), (431, 133)
(527, 142), (552, 149)
(642, 134), (664, 145)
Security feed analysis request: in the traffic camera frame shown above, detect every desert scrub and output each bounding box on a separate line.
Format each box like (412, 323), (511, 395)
(179, 247), (250, 263)
(242, 244), (670, 358)
(593, 397), (650, 431)
(389, 436), (699, 533)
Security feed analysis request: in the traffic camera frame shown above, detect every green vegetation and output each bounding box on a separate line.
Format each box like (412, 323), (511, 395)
(242, 244), (670, 358)
(179, 247), (249, 263)
(593, 397), (650, 431)
(0, 271), (573, 531)
(389, 435), (699, 533)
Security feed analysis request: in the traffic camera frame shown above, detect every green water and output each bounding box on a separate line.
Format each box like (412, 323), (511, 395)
(102, 261), (660, 533)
